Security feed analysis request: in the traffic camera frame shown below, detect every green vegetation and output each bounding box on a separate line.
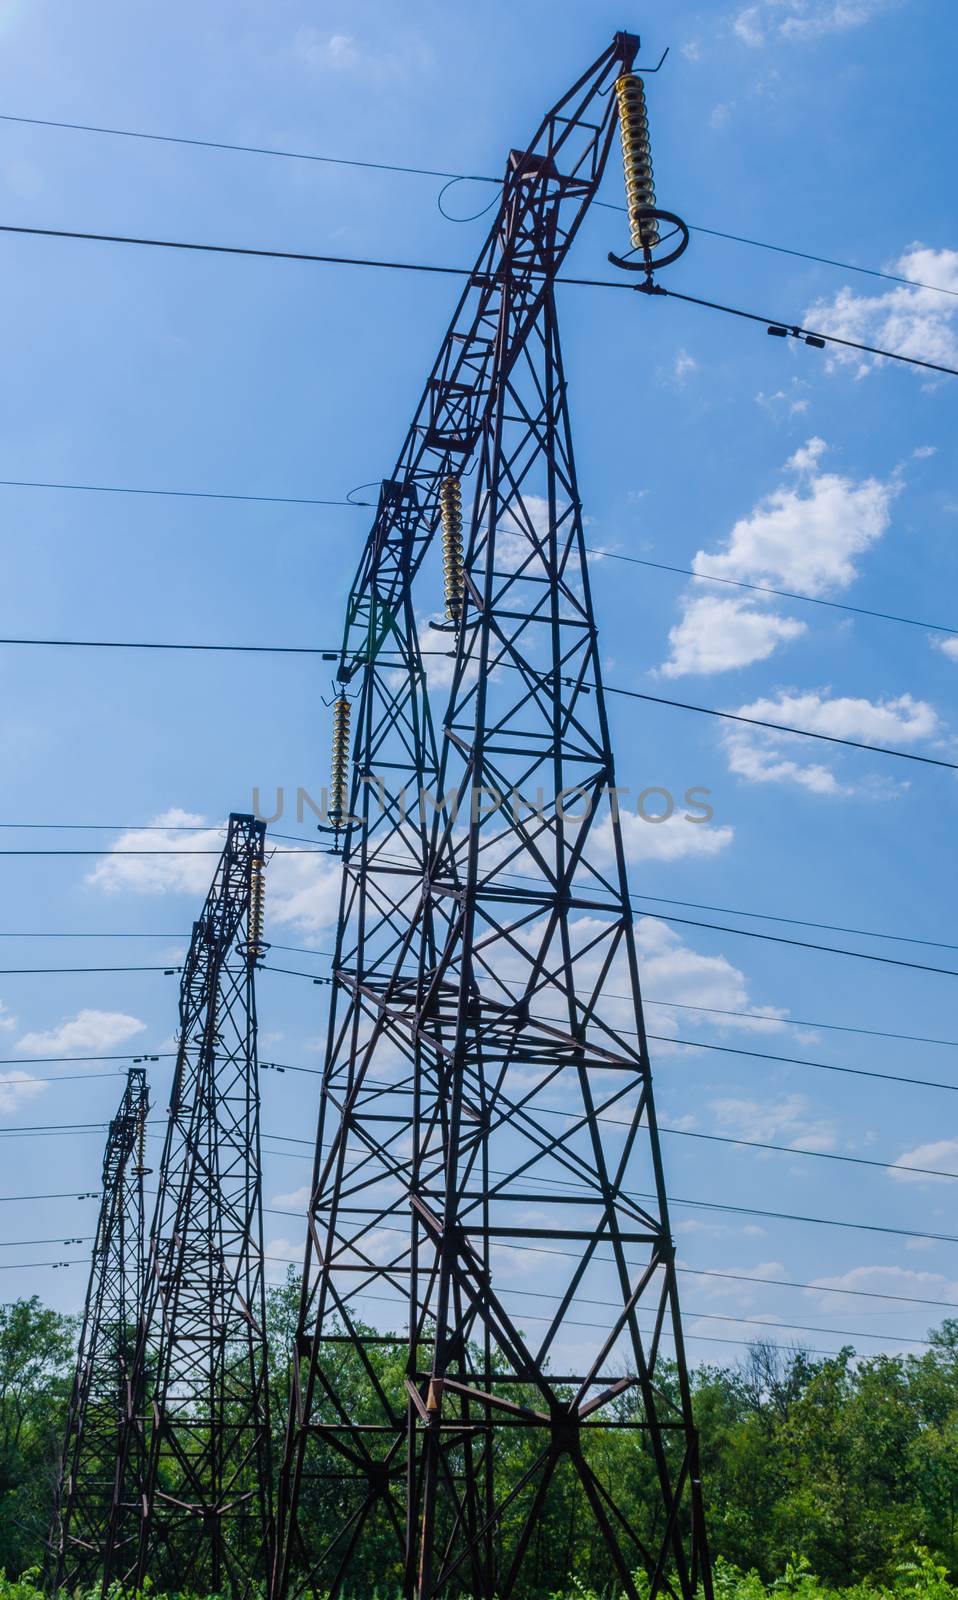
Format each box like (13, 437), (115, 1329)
(7, 1281), (958, 1595)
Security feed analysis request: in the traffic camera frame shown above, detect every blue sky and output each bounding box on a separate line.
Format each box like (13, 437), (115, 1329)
(0, 0), (957, 1368)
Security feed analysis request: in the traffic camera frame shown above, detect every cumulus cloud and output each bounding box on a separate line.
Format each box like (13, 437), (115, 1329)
(633, 916), (787, 1037)
(664, 597), (806, 677)
(689, 1261), (787, 1304)
(266, 1237), (306, 1267)
(732, 7), (766, 45)
(293, 28), (431, 79)
(86, 811), (342, 936)
(0, 1071), (49, 1115)
(756, 384), (809, 416)
(889, 1138), (958, 1185)
(605, 808), (734, 863)
(935, 637), (958, 663)
(733, 0), (895, 47)
(16, 1008), (146, 1056)
(265, 846), (342, 935)
(660, 440), (895, 677)
(804, 246), (958, 376)
(87, 810), (226, 896)
(723, 688), (939, 793)
(709, 1093), (837, 1151)
(806, 1263), (958, 1314)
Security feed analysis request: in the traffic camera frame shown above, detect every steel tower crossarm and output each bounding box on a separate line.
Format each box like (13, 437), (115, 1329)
(336, 31), (637, 681)
(46, 1068), (150, 1594)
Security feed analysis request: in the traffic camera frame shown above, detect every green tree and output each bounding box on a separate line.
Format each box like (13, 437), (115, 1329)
(0, 1296), (76, 1576)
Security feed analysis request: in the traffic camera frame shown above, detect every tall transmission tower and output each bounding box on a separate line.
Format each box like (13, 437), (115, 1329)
(273, 32), (709, 1600)
(46, 1067), (150, 1593)
(106, 813), (273, 1596)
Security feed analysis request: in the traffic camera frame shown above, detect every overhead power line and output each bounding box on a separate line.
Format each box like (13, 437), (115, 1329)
(650, 1031), (958, 1097)
(0, 1253), (929, 1358)
(1, 1184), (949, 1318)
(0, 634), (951, 773)
(0, 477), (951, 642)
(587, 553), (958, 641)
(0, 1192), (100, 1203)
(596, 681), (958, 772)
(1, 834), (951, 956)
(4, 109), (955, 300)
(0, 1052), (171, 1066)
(1, 221), (954, 378)
(0, 846), (323, 855)
(0, 963), (178, 973)
(0, 1070), (133, 1086)
(256, 1122), (958, 1232)
(0, 906), (953, 1050)
(262, 894), (958, 979)
(0, 476), (370, 507)
(264, 1001), (958, 1092)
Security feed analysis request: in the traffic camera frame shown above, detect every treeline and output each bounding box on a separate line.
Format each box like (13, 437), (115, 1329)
(4, 1286), (958, 1593)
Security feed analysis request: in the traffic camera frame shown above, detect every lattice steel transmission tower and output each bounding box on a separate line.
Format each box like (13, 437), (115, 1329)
(46, 1067), (150, 1593)
(106, 813), (273, 1596)
(273, 32), (710, 1600)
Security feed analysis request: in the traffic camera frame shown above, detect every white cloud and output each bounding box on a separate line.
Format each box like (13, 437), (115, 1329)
(86, 809), (226, 896)
(0, 1071), (48, 1115)
(709, 102), (735, 130)
(86, 810), (343, 936)
(735, 688), (937, 743)
(804, 246), (958, 377)
(633, 916), (787, 1037)
(733, 0), (895, 46)
(692, 1261), (787, 1301)
(16, 1008), (146, 1055)
(780, 0), (895, 40)
(673, 350), (698, 381)
(724, 726), (843, 794)
(913, 445), (937, 459)
(663, 596), (806, 677)
(596, 807), (735, 863)
(293, 29), (431, 79)
(710, 1093), (837, 1151)
(326, 32), (360, 69)
(697, 439), (892, 594)
(756, 385), (809, 416)
(681, 39), (702, 60)
(935, 637), (958, 663)
(272, 1185), (310, 1210)
(807, 1263), (958, 1312)
(266, 846), (342, 935)
(733, 6), (766, 45)
(723, 687), (939, 793)
(889, 1138), (958, 1185)
(659, 440), (895, 677)
(0, 1001), (16, 1034)
(266, 1236), (306, 1265)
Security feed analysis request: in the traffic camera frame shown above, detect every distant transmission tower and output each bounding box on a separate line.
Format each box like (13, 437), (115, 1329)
(107, 813), (273, 1596)
(273, 32), (707, 1600)
(47, 1066), (150, 1594)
